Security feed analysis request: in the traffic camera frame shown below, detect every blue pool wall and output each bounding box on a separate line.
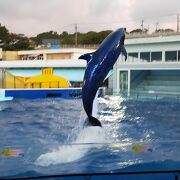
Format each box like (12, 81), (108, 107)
(5, 88), (105, 99)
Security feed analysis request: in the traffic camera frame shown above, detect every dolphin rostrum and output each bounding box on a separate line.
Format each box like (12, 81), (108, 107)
(79, 28), (127, 127)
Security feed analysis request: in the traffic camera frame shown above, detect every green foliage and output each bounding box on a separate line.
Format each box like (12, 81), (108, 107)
(155, 28), (175, 33)
(2, 21), (177, 51)
(31, 29), (112, 45)
(32, 31), (60, 45)
(79, 30), (112, 44)
(60, 32), (75, 44)
(130, 28), (148, 34)
(0, 24), (9, 41)
(62, 30), (111, 45)
(0, 24), (31, 50)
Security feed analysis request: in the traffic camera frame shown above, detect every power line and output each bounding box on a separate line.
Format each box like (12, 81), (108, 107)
(58, 12), (180, 34)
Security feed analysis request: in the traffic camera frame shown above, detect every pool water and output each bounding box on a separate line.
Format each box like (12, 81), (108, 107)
(0, 96), (180, 178)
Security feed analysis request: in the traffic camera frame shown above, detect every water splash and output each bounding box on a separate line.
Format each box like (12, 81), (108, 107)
(35, 127), (107, 166)
(35, 94), (107, 166)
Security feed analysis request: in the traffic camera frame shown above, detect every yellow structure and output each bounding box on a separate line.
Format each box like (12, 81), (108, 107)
(25, 68), (69, 88)
(4, 71), (26, 89)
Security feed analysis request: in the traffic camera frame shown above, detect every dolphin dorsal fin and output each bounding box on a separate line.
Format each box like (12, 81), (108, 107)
(78, 52), (94, 62)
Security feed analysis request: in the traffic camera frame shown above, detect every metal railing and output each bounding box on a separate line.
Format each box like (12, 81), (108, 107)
(118, 90), (180, 101)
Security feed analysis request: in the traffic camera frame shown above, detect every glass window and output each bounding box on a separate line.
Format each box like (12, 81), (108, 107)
(165, 51), (177, 62)
(178, 51), (180, 61)
(140, 52), (150, 62)
(151, 52), (162, 62)
(119, 71), (128, 92)
(128, 53), (138, 62)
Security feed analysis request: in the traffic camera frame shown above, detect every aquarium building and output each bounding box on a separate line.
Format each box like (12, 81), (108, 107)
(112, 35), (180, 96)
(0, 48), (94, 89)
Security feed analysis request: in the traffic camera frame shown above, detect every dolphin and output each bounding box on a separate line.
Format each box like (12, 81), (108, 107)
(79, 28), (127, 127)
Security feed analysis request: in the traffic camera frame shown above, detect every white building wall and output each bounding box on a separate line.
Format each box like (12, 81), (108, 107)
(112, 35), (180, 94)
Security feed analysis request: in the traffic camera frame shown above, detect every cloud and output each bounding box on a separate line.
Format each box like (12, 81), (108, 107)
(126, 0), (180, 31)
(130, 0), (180, 20)
(0, 0), (179, 36)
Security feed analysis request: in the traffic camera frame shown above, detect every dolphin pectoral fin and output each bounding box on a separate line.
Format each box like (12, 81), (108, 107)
(78, 52), (94, 62)
(89, 116), (102, 127)
(104, 69), (113, 81)
(122, 46), (127, 61)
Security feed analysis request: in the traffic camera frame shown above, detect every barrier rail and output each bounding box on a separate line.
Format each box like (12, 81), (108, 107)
(119, 90), (180, 100)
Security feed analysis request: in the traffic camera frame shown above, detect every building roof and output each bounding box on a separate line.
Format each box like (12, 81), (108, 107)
(0, 60), (86, 68)
(125, 35), (180, 45)
(18, 48), (94, 55)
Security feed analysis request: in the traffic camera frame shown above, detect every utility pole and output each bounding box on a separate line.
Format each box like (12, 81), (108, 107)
(155, 22), (159, 32)
(141, 20), (144, 31)
(75, 23), (78, 46)
(177, 13), (179, 32)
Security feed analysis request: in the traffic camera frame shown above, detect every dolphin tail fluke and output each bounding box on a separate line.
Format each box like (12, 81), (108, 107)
(85, 116), (102, 127)
(89, 116), (102, 127)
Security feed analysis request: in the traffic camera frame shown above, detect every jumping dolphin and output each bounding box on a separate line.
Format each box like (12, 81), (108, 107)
(79, 28), (127, 127)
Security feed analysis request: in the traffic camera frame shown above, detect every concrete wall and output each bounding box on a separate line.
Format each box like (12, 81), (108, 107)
(47, 53), (71, 60)
(3, 51), (19, 60)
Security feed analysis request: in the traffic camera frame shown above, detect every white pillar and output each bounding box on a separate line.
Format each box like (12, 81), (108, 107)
(113, 63), (119, 94)
(43, 53), (47, 60)
(128, 70), (131, 96)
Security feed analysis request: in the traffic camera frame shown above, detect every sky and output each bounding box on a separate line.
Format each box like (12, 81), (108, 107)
(0, 0), (180, 37)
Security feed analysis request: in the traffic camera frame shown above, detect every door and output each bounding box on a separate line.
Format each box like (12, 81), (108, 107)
(119, 71), (128, 92)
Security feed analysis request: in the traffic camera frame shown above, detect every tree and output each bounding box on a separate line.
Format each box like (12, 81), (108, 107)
(155, 28), (175, 33)
(32, 31), (60, 45)
(0, 23), (32, 50)
(4, 33), (31, 50)
(80, 30), (112, 44)
(130, 28), (148, 34)
(0, 24), (10, 47)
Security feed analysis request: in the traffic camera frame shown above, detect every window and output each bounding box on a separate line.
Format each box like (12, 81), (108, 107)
(140, 52), (150, 62)
(128, 53), (138, 62)
(165, 51), (177, 62)
(119, 71), (128, 92)
(151, 52), (162, 62)
(178, 51), (180, 61)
